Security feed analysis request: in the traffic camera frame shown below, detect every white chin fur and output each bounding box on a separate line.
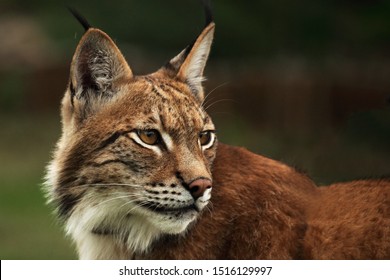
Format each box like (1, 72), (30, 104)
(65, 198), (199, 259)
(42, 160), (59, 204)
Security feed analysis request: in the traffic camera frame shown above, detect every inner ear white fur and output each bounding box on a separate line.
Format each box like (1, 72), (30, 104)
(180, 28), (213, 82)
(168, 23), (215, 102)
(70, 28), (133, 101)
(65, 28), (133, 125)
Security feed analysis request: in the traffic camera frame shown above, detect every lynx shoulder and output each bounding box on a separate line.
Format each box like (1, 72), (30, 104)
(44, 3), (390, 259)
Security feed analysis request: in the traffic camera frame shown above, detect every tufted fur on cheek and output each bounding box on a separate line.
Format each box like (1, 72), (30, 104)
(63, 28), (133, 129)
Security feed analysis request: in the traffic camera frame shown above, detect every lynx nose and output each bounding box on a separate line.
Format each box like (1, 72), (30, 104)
(188, 178), (212, 200)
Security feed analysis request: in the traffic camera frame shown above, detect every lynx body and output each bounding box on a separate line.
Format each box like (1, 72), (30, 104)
(44, 4), (390, 259)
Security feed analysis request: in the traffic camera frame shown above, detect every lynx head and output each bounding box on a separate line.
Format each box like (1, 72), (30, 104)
(45, 4), (216, 254)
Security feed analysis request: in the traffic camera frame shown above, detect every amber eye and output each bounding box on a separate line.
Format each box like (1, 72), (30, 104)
(199, 131), (213, 146)
(137, 129), (160, 145)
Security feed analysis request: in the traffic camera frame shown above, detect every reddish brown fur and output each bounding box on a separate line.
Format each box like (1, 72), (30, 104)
(140, 146), (390, 259)
(304, 180), (390, 259)
(140, 144), (319, 259)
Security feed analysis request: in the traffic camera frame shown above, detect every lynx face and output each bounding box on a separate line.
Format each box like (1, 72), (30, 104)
(45, 11), (216, 254)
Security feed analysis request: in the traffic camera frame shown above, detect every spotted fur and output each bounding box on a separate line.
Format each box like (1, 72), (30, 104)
(44, 3), (390, 260)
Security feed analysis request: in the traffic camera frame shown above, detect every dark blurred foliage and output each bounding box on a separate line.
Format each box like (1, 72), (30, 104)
(3, 0), (390, 57)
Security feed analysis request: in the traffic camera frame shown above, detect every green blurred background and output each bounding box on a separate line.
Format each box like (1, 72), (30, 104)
(1, 0), (390, 259)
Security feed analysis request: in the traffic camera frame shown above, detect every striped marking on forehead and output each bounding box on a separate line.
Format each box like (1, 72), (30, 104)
(151, 83), (187, 102)
(142, 77), (208, 129)
(143, 76), (196, 102)
(142, 77), (173, 96)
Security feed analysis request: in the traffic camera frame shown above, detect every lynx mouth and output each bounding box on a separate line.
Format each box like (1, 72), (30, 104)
(141, 202), (199, 214)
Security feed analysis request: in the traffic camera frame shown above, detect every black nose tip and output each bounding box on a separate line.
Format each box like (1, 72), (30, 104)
(188, 178), (212, 200)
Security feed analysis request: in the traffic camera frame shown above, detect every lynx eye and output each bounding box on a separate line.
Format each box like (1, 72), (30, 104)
(137, 129), (160, 145)
(199, 131), (214, 147)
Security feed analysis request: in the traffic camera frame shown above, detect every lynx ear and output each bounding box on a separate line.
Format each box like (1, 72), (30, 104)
(68, 28), (133, 118)
(165, 22), (215, 102)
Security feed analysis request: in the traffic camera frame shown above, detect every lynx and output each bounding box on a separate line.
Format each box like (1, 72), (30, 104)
(44, 3), (390, 259)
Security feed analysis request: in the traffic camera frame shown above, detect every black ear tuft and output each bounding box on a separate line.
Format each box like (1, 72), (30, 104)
(68, 7), (92, 31)
(201, 0), (213, 26)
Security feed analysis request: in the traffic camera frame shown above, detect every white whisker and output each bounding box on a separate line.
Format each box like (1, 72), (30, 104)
(202, 81), (230, 107)
(125, 201), (149, 215)
(204, 98), (235, 111)
(77, 183), (140, 188)
(92, 193), (143, 209)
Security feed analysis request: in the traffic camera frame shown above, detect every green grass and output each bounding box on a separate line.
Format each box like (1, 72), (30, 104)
(0, 114), (76, 259)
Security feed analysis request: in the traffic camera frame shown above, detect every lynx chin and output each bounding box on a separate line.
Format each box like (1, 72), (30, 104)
(44, 2), (390, 259)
